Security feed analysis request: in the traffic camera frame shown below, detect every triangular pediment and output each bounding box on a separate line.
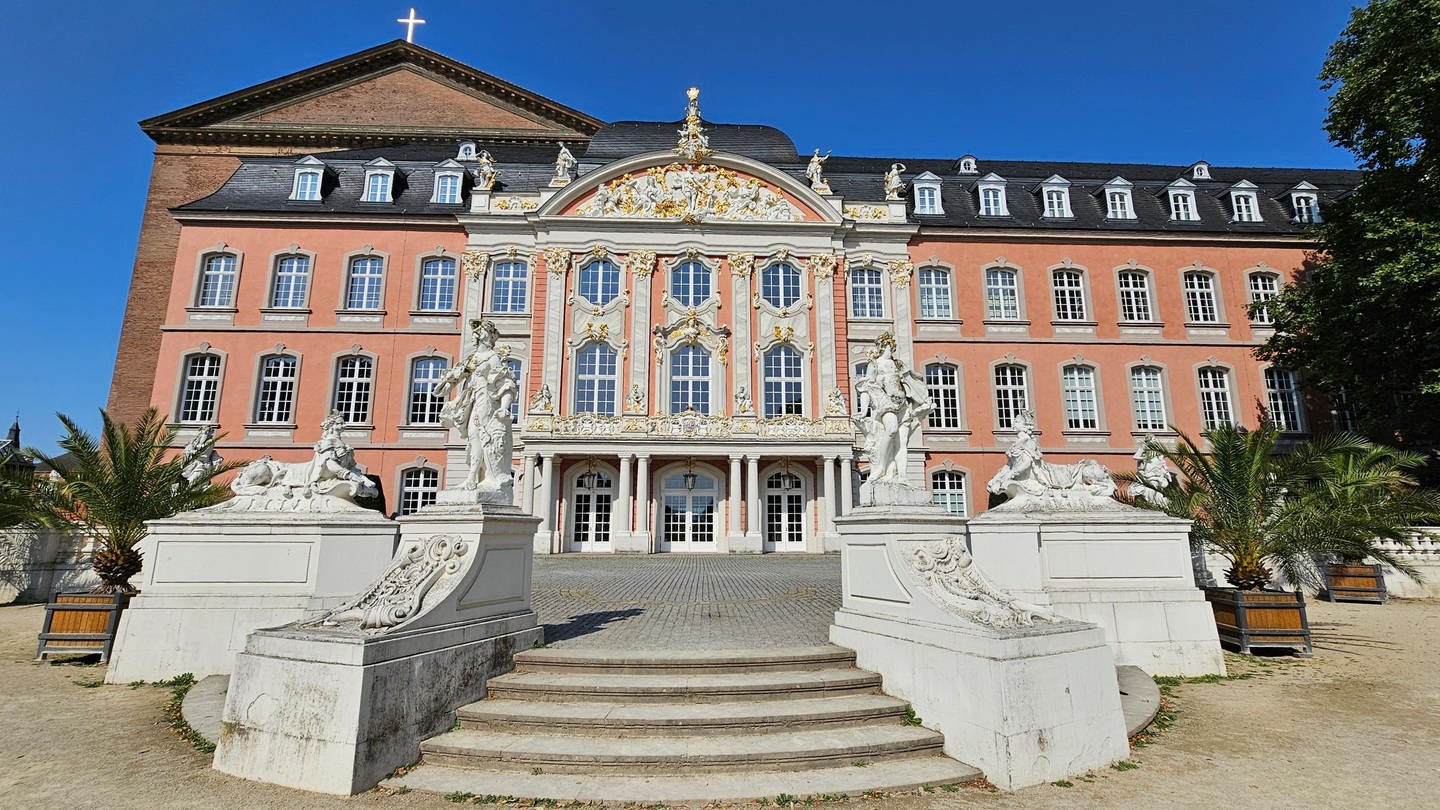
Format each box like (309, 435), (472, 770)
(141, 40), (603, 147)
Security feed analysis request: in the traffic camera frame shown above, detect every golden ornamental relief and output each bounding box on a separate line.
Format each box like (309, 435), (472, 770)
(886, 258), (916, 286)
(542, 248), (571, 275)
(493, 196), (539, 212)
(806, 253), (839, 280)
(575, 164), (802, 223)
(460, 250), (490, 280)
(843, 205), (889, 221)
(727, 253), (756, 277)
(625, 250), (658, 279)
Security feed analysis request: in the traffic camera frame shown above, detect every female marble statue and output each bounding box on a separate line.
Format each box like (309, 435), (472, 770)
(553, 143), (576, 184)
(434, 320), (518, 493)
(853, 338), (933, 483)
(986, 410), (1117, 508)
(806, 149), (831, 191)
(883, 163), (907, 201)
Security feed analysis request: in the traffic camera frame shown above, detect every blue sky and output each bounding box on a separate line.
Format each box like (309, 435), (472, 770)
(0, 0), (1360, 449)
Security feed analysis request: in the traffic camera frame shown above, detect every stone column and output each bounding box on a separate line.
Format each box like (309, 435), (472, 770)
(745, 455), (762, 546)
(535, 454), (556, 554)
(838, 454), (854, 517)
(521, 453), (536, 513)
(815, 457), (835, 552)
(613, 454), (644, 553)
(726, 454), (754, 552)
(635, 455), (651, 548)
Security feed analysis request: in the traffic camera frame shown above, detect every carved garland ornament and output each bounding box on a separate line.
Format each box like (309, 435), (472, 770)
(625, 250), (658, 279)
(907, 537), (1062, 629)
(543, 248), (571, 276)
(308, 534), (470, 634)
(728, 253), (756, 277)
(461, 250), (490, 280)
(886, 258), (916, 287)
(806, 253), (840, 280)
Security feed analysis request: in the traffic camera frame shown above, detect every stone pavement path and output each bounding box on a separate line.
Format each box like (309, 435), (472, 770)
(531, 554), (841, 649)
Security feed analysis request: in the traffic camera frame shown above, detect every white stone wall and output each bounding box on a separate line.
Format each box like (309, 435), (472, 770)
(0, 528), (99, 603)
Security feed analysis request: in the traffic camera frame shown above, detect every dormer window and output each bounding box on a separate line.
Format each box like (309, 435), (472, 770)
(1229, 180), (1262, 223)
(1103, 178), (1135, 220)
(976, 173), (1009, 217)
(912, 171), (944, 215)
(1191, 161), (1211, 180)
(955, 155), (978, 175)
(1167, 179), (1200, 221)
(457, 141), (477, 161)
(431, 160), (465, 205)
(1289, 182), (1322, 224)
(362, 158), (396, 203)
(289, 156), (325, 202)
(1039, 175), (1072, 218)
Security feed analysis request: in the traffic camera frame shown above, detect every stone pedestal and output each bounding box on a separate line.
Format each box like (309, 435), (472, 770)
(212, 501), (541, 795)
(830, 503), (1128, 791)
(968, 507), (1225, 676)
(105, 508), (398, 683)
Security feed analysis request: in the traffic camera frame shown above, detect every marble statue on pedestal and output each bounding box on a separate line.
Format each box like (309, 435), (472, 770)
(806, 149), (832, 193)
(551, 143), (576, 186)
(883, 162), (907, 201)
(1130, 438), (1174, 506)
(852, 334), (933, 504)
(474, 150), (497, 190)
(219, 412), (377, 512)
(180, 424), (223, 486)
(434, 319), (518, 501)
(734, 386), (753, 415)
(986, 411), (1118, 511)
(674, 87), (712, 163)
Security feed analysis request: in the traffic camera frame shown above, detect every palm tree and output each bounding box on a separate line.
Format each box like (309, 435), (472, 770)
(1128, 420), (1437, 592)
(28, 409), (235, 594)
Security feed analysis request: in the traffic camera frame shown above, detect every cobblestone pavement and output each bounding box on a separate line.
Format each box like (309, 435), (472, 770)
(531, 554), (841, 649)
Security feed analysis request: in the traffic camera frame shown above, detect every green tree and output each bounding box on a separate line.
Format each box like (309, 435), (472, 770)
(28, 409), (236, 594)
(1127, 421), (1437, 591)
(1259, 0), (1440, 447)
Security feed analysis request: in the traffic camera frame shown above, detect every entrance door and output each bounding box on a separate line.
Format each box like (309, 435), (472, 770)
(569, 470), (614, 552)
(764, 471), (807, 552)
(659, 472), (718, 552)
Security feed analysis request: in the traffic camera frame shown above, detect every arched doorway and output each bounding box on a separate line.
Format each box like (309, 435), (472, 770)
(658, 465), (721, 552)
(763, 470), (808, 552)
(568, 468), (615, 552)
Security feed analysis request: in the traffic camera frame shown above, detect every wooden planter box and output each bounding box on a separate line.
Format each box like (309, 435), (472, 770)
(1205, 587), (1312, 656)
(1323, 562), (1387, 604)
(35, 592), (130, 663)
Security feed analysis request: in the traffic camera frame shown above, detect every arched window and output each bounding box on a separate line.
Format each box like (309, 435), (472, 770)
(849, 267), (885, 318)
(1051, 269), (1087, 321)
(333, 355), (374, 424)
(918, 267), (952, 319)
(345, 256), (385, 310)
(408, 357), (448, 424)
(1197, 367), (1234, 429)
(418, 257), (458, 311)
(578, 259), (620, 306)
(1248, 273), (1280, 324)
(993, 364), (1029, 429)
(178, 354), (222, 423)
(1129, 366), (1167, 432)
(661, 471), (717, 548)
(670, 346), (711, 414)
(575, 344), (619, 415)
(930, 470), (967, 516)
(571, 470), (613, 547)
(399, 468), (440, 515)
(762, 346), (804, 417)
(915, 185), (940, 214)
(984, 268), (1020, 320)
(491, 261), (529, 313)
(761, 262), (801, 309)
(255, 355), (298, 424)
(1061, 365), (1099, 429)
(1117, 270), (1153, 322)
(1183, 271), (1219, 323)
(503, 358), (522, 420)
(291, 168), (322, 201)
(433, 173), (463, 205)
(1265, 368), (1303, 432)
(269, 255), (311, 309)
(197, 254), (238, 308)
(925, 363), (961, 429)
(670, 261), (711, 307)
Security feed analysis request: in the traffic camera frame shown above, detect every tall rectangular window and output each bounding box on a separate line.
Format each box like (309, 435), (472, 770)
(1248, 274), (1279, 324)
(269, 255), (311, 309)
(763, 346), (804, 417)
(1184, 272), (1219, 323)
(345, 256), (384, 310)
(670, 346), (711, 414)
(994, 364), (1029, 429)
(916, 185), (940, 214)
(918, 267), (952, 319)
(1331, 388), (1357, 432)
(984, 268), (1019, 320)
(1043, 188), (1069, 218)
(1051, 270), (1087, 321)
(504, 359), (522, 421)
(434, 173), (461, 204)
(179, 354), (222, 423)
(198, 254), (238, 308)
(333, 356), (374, 424)
(490, 261), (529, 313)
(1061, 365), (1099, 429)
(575, 344), (618, 415)
(1129, 366), (1167, 432)
(1265, 368), (1303, 432)
(408, 358), (448, 424)
(399, 468), (439, 515)
(255, 356), (298, 424)
(1197, 367), (1234, 429)
(1117, 271), (1153, 322)
(925, 364), (961, 429)
(418, 258), (457, 311)
(849, 268), (885, 318)
(930, 471), (967, 516)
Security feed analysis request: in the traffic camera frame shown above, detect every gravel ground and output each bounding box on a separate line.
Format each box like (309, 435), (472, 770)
(2, 596), (1437, 809)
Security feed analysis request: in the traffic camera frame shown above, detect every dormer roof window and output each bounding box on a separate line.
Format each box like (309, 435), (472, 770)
(289, 155), (325, 202)
(912, 171), (944, 215)
(955, 154), (978, 175)
(431, 159), (466, 205)
(1191, 161), (1212, 180)
(976, 173), (1009, 217)
(457, 141), (478, 161)
(1289, 181), (1322, 224)
(1228, 180), (1262, 223)
(1166, 178), (1200, 222)
(1039, 175), (1072, 219)
(1103, 177), (1136, 220)
(361, 158), (396, 203)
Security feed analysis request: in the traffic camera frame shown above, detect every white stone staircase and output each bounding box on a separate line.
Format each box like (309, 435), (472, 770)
(385, 644), (981, 802)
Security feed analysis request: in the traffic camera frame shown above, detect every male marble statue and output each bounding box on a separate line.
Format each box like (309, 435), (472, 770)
(1130, 439), (1174, 506)
(434, 319), (518, 496)
(179, 423), (223, 486)
(853, 334), (933, 485)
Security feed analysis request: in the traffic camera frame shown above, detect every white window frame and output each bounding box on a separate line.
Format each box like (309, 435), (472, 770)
(1104, 178), (1136, 220)
(930, 470), (968, 517)
(669, 345), (713, 415)
(362, 159), (396, 203)
(669, 260), (713, 308)
(407, 357), (449, 425)
(1051, 269), (1088, 321)
(178, 353), (222, 423)
(1040, 175), (1073, 218)
(503, 358), (522, 421)
(268, 254), (312, 309)
(925, 363), (962, 429)
(1290, 183), (1322, 223)
(993, 363), (1030, 430)
(1265, 368), (1304, 432)
(849, 266), (886, 319)
(917, 266), (953, 319)
(1116, 269), (1154, 322)
(913, 171), (944, 215)
(432, 171), (464, 204)
(762, 345), (805, 418)
(760, 262), (802, 310)
(1229, 181), (1262, 223)
(1191, 162), (1211, 180)
(956, 155), (978, 175)
(578, 259), (622, 307)
(333, 354), (375, 425)
(574, 343), (620, 416)
(344, 255), (386, 311)
(1129, 365), (1168, 432)
(398, 467), (440, 515)
(417, 256), (458, 312)
(490, 260), (529, 313)
(291, 169), (322, 201)
(984, 267), (1021, 320)
(977, 173), (1009, 217)
(1061, 364), (1100, 430)
(1167, 179), (1199, 221)
(1197, 366), (1235, 429)
(254, 355), (299, 425)
(196, 253), (239, 308)
(1248, 272), (1280, 324)
(1183, 271), (1220, 323)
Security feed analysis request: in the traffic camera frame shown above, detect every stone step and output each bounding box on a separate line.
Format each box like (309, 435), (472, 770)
(513, 644), (857, 675)
(457, 694), (910, 735)
(485, 668), (883, 703)
(419, 725), (946, 774)
(386, 756), (982, 803)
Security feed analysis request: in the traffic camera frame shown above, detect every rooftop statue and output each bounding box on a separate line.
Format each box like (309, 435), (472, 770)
(434, 319), (518, 501)
(985, 410), (1119, 511)
(551, 143), (576, 186)
(475, 150), (497, 190)
(220, 411), (377, 512)
(675, 86), (712, 163)
(806, 149), (832, 193)
(883, 163), (907, 201)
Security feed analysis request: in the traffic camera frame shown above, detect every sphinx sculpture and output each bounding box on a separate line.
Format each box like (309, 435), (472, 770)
(985, 410), (1119, 511)
(220, 411), (377, 512)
